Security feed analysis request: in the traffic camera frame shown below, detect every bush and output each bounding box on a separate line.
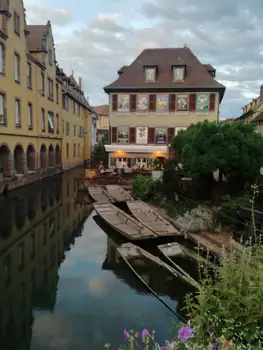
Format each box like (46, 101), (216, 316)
(186, 240), (263, 348)
(132, 175), (162, 202)
(216, 194), (250, 226)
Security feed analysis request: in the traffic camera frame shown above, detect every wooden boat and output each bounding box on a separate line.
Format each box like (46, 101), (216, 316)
(88, 186), (114, 203)
(158, 242), (216, 270)
(106, 185), (134, 203)
(117, 243), (199, 289)
(93, 203), (158, 240)
(126, 200), (179, 237)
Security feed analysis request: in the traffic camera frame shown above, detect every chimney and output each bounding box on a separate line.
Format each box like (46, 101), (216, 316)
(79, 77), (82, 90)
(260, 85), (263, 103)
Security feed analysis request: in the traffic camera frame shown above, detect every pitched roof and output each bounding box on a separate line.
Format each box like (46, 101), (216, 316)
(104, 47), (225, 98)
(92, 105), (109, 116)
(26, 25), (47, 52)
(203, 64), (216, 72)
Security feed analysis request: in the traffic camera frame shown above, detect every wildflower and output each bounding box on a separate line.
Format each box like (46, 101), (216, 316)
(141, 328), (148, 338)
(177, 325), (195, 343)
(211, 343), (217, 350)
(123, 329), (129, 341)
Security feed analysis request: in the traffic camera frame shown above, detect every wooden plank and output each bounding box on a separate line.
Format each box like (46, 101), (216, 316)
(126, 200), (179, 237)
(93, 203), (158, 241)
(106, 185), (134, 203)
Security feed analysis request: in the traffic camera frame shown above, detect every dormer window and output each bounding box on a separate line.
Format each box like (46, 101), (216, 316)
(145, 67), (156, 82)
(173, 66), (185, 81)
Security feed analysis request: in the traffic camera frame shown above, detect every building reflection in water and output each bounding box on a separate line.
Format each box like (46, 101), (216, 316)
(0, 167), (90, 350)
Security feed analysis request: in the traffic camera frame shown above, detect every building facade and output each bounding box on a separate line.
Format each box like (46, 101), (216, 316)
(0, 0), (93, 193)
(93, 104), (109, 141)
(104, 47), (225, 168)
(235, 85), (263, 134)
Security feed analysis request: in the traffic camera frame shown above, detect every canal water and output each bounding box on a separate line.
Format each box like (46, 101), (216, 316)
(0, 168), (190, 350)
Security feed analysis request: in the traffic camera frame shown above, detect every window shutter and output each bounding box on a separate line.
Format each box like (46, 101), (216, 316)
(111, 127), (117, 143)
(149, 95), (156, 112)
(148, 127), (155, 144)
(130, 95), (137, 112)
(169, 94), (176, 112)
(189, 93), (196, 111)
(167, 127), (175, 144)
(112, 94), (118, 111)
(129, 127), (136, 144)
(209, 93), (216, 111)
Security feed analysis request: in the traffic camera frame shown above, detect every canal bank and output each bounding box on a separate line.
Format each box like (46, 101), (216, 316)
(0, 167), (187, 350)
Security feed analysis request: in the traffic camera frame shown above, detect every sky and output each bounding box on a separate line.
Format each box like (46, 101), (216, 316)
(24, 0), (263, 119)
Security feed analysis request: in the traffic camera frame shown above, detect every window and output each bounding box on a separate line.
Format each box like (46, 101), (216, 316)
(49, 49), (52, 65)
(74, 124), (76, 136)
(28, 103), (33, 129)
(56, 114), (59, 133)
(66, 143), (69, 158)
(63, 95), (69, 110)
(14, 53), (20, 82)
(78, 126), (82, 137)
(41, 108), (45, 131)
(78, 144), (80, 156)
(27, 62), (32, 88)
(145, 68), (156, 82)
(48, 111), (54, 133)
(14, 11), (20, 35)
(18, 243), (25, 269)
(40, 72), (45, 95)
(66, 121), (70, 135)
(15, 99), (21, 127)
(72, 100), (76, 114)
(0, 94), (6, 125)
(73, 143), (76, 157)
(78, 104), (80, 116)
(173, 67), (185, 81)
(48, 78), (53, 99)
(56, 83), (59, 103)
(0, 43), (5, 74)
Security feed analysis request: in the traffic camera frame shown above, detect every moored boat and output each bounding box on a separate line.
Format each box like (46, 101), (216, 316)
(88, 186), (114, 203)
(106, 185), (134, 203)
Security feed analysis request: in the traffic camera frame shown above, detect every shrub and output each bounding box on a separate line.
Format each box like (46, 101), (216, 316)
(186, 240), (263, 348)
(132, 175), (162, 201)
(216, 194), (250, 227)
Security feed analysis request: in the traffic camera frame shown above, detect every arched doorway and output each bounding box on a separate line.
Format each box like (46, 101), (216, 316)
(26, 144), (35, 171)
(0, 144), (11, 177)
(48, 145), (55, 167)
(14, 144), (25, 174)
(55, 145), (61, 165)
(40, 144), (47, 169)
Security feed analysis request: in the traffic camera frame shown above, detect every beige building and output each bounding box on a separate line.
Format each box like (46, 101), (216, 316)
(235, 85), (263, 134)
(104, 47), (225, 168)
(93, 104), (109, 141)
(0, 0), (94, 194)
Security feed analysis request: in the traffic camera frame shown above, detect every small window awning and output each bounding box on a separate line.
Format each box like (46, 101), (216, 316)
(104, 144), (168, 154)
(48, 113), (54, 130)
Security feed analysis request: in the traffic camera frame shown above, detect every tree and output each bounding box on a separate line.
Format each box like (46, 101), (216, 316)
(91, 133), (108, 166)
(171, 121), (263, 202)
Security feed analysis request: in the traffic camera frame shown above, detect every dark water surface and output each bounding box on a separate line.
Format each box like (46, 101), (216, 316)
(0, 168), (189, 350)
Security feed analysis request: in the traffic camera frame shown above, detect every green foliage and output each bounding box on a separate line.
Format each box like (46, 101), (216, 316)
(132, 175), (162, 201)
(172, 121), (263, 182)
(186, 240), (263, 348)
(91, 133), (108, 165)
(217, 194), (250, 226)
(153, 158), (162, 170)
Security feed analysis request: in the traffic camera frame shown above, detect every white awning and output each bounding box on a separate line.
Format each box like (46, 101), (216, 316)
(105, 144), (167, 154)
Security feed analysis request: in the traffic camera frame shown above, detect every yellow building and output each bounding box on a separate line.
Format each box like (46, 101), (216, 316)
(0, 0), (93, 194)
(93, 104), (109, 141)
(235, 85), (263, 134)
(104, 47), (226, 168)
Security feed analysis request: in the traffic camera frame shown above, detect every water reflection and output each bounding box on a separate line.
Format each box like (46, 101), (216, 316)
(0, 168), (89, 350)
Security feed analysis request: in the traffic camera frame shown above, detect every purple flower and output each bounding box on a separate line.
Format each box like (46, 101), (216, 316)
(123, 329), (129, 341)
(177, 325), (195, 343)
(212, 343), (217, 350)
(141, 328), (148, 338)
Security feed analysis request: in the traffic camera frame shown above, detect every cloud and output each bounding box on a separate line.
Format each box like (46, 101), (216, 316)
(26, 6), (73, 26)
(23, 0), (263, 118)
